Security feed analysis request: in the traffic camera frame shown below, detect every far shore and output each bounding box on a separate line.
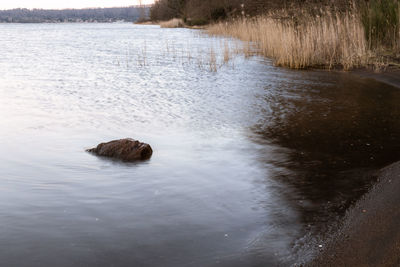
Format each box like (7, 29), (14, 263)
(137, 19), (206, 29)
(134, 20), (159, 25)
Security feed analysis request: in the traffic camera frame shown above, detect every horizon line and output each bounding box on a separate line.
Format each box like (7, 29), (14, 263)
(0, 5), (152, 11)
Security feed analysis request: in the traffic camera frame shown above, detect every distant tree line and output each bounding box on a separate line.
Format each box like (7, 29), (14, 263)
(150, 0), (364, 25)
(0, 6), (150, 23)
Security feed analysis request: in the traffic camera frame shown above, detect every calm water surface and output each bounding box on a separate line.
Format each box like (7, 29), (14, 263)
(0, 23), (399, 266)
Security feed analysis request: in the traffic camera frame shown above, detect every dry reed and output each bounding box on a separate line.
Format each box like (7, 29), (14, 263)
(121, 36), (242, 72)
(160, 18), (185, 28)
(207, 10), (369, 70)
(223, 41), (231, 63)
(209, 47), (218, 72)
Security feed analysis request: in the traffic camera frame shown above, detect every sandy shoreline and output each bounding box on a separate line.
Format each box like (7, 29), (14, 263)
(307, 70), (400, 266)
(308, 161), (400, 266)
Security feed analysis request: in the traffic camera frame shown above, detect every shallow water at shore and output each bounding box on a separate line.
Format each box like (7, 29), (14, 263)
(0, 23), (399, 266)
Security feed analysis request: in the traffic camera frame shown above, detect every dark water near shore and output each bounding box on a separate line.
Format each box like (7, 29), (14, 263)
(0, 23), (399, 266)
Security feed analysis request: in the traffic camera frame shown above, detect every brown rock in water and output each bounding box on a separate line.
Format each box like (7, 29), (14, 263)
(87, 138), (153, 162)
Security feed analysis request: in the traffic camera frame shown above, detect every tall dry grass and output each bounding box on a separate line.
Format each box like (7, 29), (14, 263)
(160, 18), (185, 28)
(207, 10), (369, 70)
(361, 0), (400, 51)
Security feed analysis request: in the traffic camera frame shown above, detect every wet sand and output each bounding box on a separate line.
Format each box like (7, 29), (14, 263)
(308, 161), (400, 266)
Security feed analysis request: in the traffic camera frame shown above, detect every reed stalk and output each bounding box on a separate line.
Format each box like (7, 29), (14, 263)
(207, 9), (369, 70)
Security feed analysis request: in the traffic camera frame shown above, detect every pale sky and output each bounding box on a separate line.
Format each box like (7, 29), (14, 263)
(0, 0), (155, 10)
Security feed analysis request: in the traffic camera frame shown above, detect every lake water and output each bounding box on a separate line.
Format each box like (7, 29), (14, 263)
(0, 23), (399, 266)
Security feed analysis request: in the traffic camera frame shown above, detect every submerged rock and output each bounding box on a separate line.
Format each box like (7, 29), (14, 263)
(87, 138), (153, 162)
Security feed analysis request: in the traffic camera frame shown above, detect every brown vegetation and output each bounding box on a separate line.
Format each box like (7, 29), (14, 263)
(150, 0), (356, 25)
(207, 1), (400, 70)
(160, 18), (185, 28)
(207, 10), (369, 70)
(150, 0), (400, 70)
